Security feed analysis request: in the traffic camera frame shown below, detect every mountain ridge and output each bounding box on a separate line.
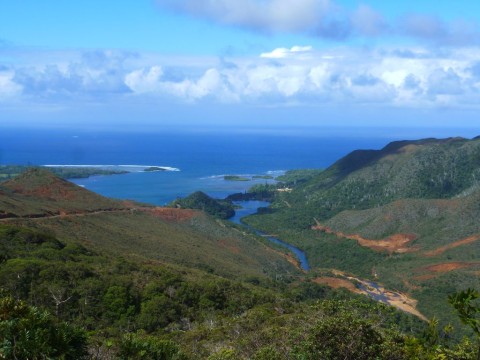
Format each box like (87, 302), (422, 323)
(283, 136), (480, 220)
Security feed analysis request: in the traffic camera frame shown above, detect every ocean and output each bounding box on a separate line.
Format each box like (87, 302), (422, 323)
(0, 126), (473, 205)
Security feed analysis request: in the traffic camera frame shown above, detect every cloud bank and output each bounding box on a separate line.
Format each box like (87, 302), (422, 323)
(2, 46), (480, 111)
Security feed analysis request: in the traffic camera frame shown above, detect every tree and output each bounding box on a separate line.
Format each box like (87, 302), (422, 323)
(0, 296), (88, 359)
(117, 333), (186, 360)
(449, 288), (480, 360)
(292, 312), (406, 360)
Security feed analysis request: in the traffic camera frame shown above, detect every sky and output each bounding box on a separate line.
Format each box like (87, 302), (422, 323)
(1, 0), (480, 132)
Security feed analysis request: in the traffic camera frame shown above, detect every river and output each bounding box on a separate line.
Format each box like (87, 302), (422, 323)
(227, 201), (426, 319)
(229, 200), (310, 271)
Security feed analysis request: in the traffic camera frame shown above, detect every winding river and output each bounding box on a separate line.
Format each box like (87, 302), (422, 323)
(228, 201), (426, 319)
(229, 201), (310, 271)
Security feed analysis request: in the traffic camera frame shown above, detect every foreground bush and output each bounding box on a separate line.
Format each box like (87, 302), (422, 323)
(0, 296), (88, 359)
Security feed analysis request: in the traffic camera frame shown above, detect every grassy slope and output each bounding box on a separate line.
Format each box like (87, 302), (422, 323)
(0, 168), (128, 217)
(7, 211), (297, 280)
(0, 169), (297, 280)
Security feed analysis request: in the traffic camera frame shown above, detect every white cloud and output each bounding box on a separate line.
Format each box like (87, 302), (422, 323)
(260, 46), (313, 59)
(125, 67), (238, 102)
(157, 0), (331, 33)
(161, 68), (223, 100)
(124, 66), (164, 94)
(12, 50), (133, 97)
(121, 46), (480, 107)
(3, 46), (480, 109)
(0, 70), (22, 99)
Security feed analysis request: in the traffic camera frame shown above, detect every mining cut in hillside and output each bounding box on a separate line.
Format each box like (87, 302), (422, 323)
(312, 224), (418, 254)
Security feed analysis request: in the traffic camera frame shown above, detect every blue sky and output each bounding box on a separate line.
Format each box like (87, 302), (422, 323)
(1, 0), (480, 131)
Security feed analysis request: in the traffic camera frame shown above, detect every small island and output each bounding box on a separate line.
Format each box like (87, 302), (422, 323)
(168, 191), (235, 219)
(252, 175), (274, 180)
(0, 165), (128, 182)
(143, 166), (167, 172)
(224, 175), (250, 182)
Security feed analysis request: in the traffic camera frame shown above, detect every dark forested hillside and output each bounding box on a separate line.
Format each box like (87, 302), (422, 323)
(281, 136), (480, 220)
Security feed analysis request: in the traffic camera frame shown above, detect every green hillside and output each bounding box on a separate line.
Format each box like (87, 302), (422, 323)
(244, 136), (480, 330)
(280, 136), (480, 221)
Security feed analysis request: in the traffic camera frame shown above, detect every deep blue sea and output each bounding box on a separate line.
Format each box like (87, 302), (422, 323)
(1, 127), (474, 205)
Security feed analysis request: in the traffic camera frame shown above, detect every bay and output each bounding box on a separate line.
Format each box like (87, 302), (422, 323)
(1, 126), (468, 205)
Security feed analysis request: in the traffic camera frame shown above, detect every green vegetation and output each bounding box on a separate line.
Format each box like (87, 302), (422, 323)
(0, 222), (434, 359)
(275, 168), (323, 185)
(169, 191), (235, 219)
(449, 289), (480, 358)
(225, 184), (277, 202)
(224, 175), (250, 181)
(226, 170), (323, 202)
(0, 165), (128, 181)
(0, 224), (279, 358)
(0, 296), (88, 359)
(450, 289), (480, 336)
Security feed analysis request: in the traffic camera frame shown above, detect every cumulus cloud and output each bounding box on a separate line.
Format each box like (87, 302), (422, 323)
(0, 70), (22, 99)
(125, 66), (237, 102)
(125, 66), (164, 94)
(12, 50), (133, 97)
(3, 46), (480, 109)
(403, 74), (421, 90)
(427, 68), (464, 95)
(119, 46), (480, 108)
